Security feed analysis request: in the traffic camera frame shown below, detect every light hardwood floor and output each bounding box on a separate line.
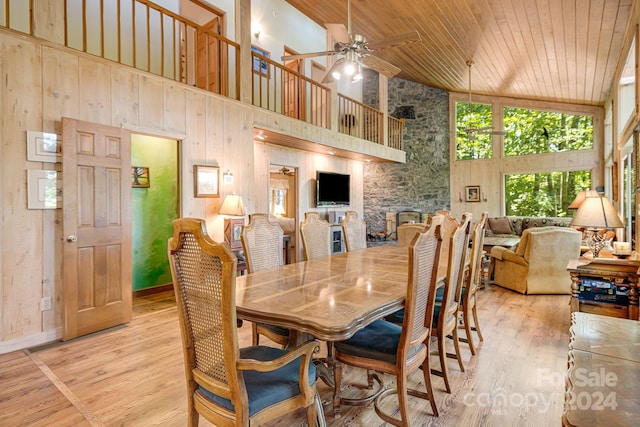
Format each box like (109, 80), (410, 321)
(0, 284), (571, 426)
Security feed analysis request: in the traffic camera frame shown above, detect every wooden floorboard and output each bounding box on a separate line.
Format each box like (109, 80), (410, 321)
(0, 284), (571, 426)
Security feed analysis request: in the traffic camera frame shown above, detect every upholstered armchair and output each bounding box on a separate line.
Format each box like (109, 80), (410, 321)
(491, 226), (582, 294)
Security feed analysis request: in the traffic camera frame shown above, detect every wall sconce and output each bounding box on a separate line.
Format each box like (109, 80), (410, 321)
(223, 169), (234, 184)
(252, 21), (262, 39)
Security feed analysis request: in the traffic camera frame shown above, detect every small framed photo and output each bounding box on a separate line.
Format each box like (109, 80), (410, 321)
(465, 185), (481, 202)
(131, 166), (150, 188)
(27, 131), (61, 162)
(224, 217), (244, 251)
(251, 45), (270, 77)
(27, 169), (61, 209)
(194, 165), (220, 198)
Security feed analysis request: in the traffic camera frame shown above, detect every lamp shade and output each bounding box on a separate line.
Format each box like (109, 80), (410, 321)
(569, 194), (624, 229)
(567, 190), (600, 209)
(219, 194), (245, 216)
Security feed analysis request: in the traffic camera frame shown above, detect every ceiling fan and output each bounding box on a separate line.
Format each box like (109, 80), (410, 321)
(462, 60), (505, 140)
(281, 0), (421, 83)
(279, 166), (295, 176)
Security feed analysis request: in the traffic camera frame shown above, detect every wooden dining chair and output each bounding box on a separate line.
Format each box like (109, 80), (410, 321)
(241, 213), (290, 348)
(168, 218), (325, 427)
(430, 213), (471, 393)
(332, 219), (443, 424)
(384, 213), (444, 324)
(396, 223), (425, 247)
(341, 211), (367, 251)
(300, 212), (332, 260)
(458, 212), (488, 355)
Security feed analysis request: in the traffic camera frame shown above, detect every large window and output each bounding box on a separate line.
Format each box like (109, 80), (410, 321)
(503, 107), (593, 156)
(505, 170), (591, 217)
(455, 101), (493, 160)
(618, 36), (636, 134)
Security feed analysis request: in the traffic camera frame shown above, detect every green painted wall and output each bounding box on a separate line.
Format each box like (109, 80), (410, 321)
(131, 135), (179, 291)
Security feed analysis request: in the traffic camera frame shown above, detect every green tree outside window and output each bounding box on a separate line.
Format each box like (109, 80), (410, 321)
(505, 170), (591, 217)
(455, 101), (493, 160)
(503, 107), (593, 156)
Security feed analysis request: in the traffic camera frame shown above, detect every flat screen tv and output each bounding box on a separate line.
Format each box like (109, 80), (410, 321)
(316, 171), (350, 206)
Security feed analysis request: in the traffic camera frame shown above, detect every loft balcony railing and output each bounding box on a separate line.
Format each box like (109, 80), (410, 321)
(251, 50), (330, 129)
(338, 94), (383, 145)
(0, 0), (403, 149)
(62, 0), (240, 99)
(388, 116), (405, 150)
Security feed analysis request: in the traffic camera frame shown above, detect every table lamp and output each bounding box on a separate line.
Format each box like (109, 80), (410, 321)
(219, 193), (245, 251)
(567, 190), (599, 209)
(568, 192), (624, 257)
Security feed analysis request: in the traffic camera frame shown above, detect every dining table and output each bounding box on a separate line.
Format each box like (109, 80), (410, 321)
(235, 242), (449, 417)
(235, 244), (448, 343)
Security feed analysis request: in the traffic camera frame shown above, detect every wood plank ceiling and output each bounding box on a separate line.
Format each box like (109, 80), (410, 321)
(285, 0), (635, 107)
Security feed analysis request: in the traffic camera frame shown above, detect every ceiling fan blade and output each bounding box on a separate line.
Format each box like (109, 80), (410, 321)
(365, 31), (422, 51)
(360, 55), (401, 78)
(281, 50), (339, 61)
(325, 23), (350, 44)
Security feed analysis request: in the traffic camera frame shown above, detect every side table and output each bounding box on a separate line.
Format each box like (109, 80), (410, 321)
(566, 258), (639, 320)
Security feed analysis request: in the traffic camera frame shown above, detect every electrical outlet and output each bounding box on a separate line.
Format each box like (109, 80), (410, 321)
(40, 296), (52, 311)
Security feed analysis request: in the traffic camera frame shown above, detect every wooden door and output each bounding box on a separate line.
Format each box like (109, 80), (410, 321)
(197, 17), (227, 96)
(62, 118), (132, 340)
(283, 53), (305, 120)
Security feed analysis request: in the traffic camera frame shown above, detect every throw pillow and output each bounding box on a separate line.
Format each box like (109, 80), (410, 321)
(488, 217), (513, 235)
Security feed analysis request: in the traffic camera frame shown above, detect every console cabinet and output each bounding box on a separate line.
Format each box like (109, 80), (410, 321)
(567, 258), (639, 320)
(330, 224), (345, 254)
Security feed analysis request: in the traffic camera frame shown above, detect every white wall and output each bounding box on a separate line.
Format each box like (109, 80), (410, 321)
(250, 0), (326, 73)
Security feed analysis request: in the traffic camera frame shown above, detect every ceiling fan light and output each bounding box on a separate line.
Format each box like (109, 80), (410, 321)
(344, 61), (356, 76)
(352, 64), (363, 82)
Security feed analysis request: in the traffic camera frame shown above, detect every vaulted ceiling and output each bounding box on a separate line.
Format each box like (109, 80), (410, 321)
(286, 0), (636, 107)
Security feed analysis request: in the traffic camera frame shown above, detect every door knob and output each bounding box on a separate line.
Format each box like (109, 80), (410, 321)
(67, 235), (78, 243)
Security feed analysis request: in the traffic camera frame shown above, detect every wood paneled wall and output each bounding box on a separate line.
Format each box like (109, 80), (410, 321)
(0, 28), (364, 352)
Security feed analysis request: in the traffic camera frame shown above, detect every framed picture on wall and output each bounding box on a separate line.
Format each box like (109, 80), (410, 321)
(465, 185), (481, 202)
(194, 165), (220, 198)
(251, 45), (270, 77)
(131, 166), (150, 188)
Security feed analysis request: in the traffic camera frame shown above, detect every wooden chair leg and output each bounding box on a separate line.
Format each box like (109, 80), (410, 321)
(421, 349), (439, 417)
(396, 370), (410, 425)
(431, 331), (451, 393)
(472, 304), (484, 342)
(462, 306), (477, 355)
(451, 327), (465, 372)
(307, 392), (326, 427)
(251, 322), (259, 346)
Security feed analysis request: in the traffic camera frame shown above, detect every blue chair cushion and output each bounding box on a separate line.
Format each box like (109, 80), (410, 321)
(432, 302), (441, 326)
(384, 309), (405, 325)
(435, 286), (465, 303)
(334, 319), (420, 364)
(261, 324), (290, 337)
(198, 345), (316, 416)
